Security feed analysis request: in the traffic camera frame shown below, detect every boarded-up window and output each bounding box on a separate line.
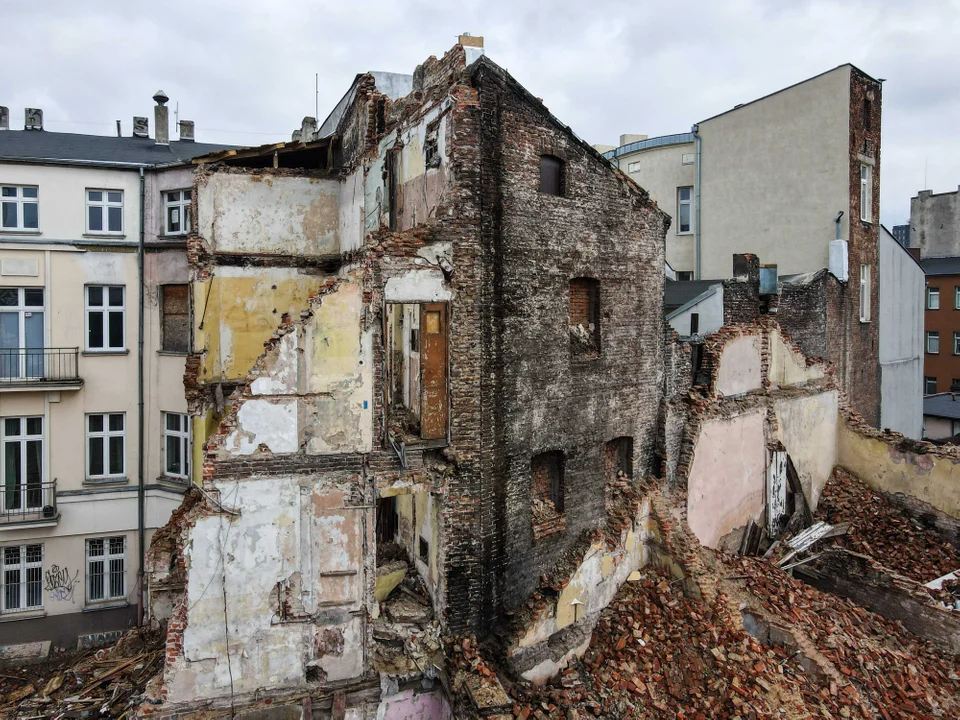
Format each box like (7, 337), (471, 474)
(605, 437), (633, 481)
(161, 285), (189, 353)
(569, 277), (600, 357)
(539, 155), (564, 196)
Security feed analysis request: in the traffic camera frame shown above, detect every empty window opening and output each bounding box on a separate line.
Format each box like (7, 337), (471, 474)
(376, 495), (398, 546)
(539, 155), (564, 196)
(690, 312), (700, 335)
(925, 376), (937, 394)
(384, 302), (449, 448)
(605, 437), (634, 482)
(863, 98), (872, 131)
(418, 536), (429, 564)
(570, 278), (600, 357)
(531, 450), (566, 541)
(386, 150), (399, 231)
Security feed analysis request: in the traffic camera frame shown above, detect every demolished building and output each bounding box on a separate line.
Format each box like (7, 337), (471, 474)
(3, 39), (950, 720)
(142, 39), (669, 717)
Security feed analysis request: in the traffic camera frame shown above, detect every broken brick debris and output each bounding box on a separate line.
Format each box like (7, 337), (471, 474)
(817, 467), (959, 584)
(0, 625), (165, 719)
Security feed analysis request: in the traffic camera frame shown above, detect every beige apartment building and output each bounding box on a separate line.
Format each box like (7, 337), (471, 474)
(604, 64), (876, 282)
(0, 100), (230, 649)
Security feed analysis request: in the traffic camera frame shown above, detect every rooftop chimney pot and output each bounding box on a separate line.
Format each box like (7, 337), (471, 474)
(24, 108), (42, 131)
(154, 90), (169, 146)
(133, 116), (149, 138)
(179, 120), (195, 142)
(0, 107), (8, 131)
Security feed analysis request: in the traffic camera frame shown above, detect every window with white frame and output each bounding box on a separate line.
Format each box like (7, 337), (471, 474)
(953, 332), (960, 355)
(0, 288), (44, 379)
(86, 536), (125, 602)
(85, 286), (125, 351)
(924, 376), (937, 395)
(927, 287), (940, 310)
(163, 412), (190, 480)
(1, 186), (39, 231)
(163, 189), (192, 235)
(677, 187), (693, 234)
(86, 189), (123, 234)
(859, 264), (871, 322)
(954, 287), (960, 310)
(860, 165), (872, 222)
(2, 544), (42, 612)
(2, 417), (43, 513)
(87, 413), (125, 480)
(927, 331), (939, 354)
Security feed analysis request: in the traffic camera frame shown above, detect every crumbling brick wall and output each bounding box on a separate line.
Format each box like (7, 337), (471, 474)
(471, 59), (668, 620)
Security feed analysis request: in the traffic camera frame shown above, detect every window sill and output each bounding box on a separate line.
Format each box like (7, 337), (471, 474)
(0, 609), (46, 622)
(0, 229), (42, 235)
(156, 234), (189, 241)
(82, 349), (130, 356)
(83, 476), (129, 486)
(83, 233), (126, 240)
(157, 350), (190, 357)
(83, 600), (128, 612)
(158, 475), (189, 486)
(676, 231), (694, 236)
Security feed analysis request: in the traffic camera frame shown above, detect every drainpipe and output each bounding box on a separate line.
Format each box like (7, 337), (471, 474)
(693, 124), (702, 280)
(137, 167), (146, 626)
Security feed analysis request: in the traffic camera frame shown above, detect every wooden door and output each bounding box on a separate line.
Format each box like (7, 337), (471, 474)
(420, 303), (448, 440)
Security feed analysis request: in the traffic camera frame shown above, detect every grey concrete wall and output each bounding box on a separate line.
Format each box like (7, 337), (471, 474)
(911, 188), (960, 258)
(698, 65), (852, 279)
(879, 226), (924, 437)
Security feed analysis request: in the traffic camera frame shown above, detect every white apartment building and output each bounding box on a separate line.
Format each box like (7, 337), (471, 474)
(0, 99), (232, 649)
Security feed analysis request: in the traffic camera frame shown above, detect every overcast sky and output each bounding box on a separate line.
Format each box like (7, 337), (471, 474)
(4, 0), (959, 227)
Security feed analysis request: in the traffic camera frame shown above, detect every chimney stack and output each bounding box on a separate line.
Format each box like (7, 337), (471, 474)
(0, 107), (8, 131)
(133, 116), (149, 138)
(24, 108), (42, 131)
(620, 134), (648, 146)
(458, 33), (485, 64)
(178, 120), (195, 142)
(153, 90), (169, 146)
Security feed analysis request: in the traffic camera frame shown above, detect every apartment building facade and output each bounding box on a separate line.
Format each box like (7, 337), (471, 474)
(602, 65), (885, 426)
(911, 186), (960, 258)
(920, 256), (960, 395)
(0, 101), (230, 648)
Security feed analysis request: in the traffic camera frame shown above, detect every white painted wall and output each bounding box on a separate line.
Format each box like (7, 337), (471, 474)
(666, 285), (723, 337)
(879, 226), (924, 438)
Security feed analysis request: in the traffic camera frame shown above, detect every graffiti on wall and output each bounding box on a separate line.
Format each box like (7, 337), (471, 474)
(45, 565), (80, 603)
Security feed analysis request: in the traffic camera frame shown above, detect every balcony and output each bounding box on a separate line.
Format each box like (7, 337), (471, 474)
(0, 480), (59, 529)
(0, 348), (82, 392)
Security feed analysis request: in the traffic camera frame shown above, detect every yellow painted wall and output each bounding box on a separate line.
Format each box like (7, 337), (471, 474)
(838, 416), (960, 518)
(193, 272), (323, 383)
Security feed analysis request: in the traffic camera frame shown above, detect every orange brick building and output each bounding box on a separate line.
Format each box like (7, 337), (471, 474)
(921, 256), (960, 394)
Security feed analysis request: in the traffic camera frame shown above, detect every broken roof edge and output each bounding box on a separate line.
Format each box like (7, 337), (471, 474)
(468, 54), (670, 224)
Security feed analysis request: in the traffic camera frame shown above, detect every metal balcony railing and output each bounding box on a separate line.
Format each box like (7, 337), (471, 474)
(0, 348), (81, 387)
(1, 479), (58, 525)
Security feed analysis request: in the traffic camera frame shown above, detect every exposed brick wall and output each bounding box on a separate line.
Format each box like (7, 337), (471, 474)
(568, 278), (594, 326)
(471, 60), (668, 620)
(840, 68), (882, 426)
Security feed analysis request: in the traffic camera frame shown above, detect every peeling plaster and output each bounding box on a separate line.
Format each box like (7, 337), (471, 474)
(224, 399), (298, 455)
(384, 268), (451, 303)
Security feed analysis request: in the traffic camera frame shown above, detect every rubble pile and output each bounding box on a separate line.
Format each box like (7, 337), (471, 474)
(0, 625), (164, 719)
(817, 468), (958, 583)
(506, 568), (827, 719)
(727, 556), (960, 719)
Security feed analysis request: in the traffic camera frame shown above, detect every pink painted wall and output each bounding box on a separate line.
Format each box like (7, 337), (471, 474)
(379, 688), (452, 720)
(687, 411), (766, 548)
